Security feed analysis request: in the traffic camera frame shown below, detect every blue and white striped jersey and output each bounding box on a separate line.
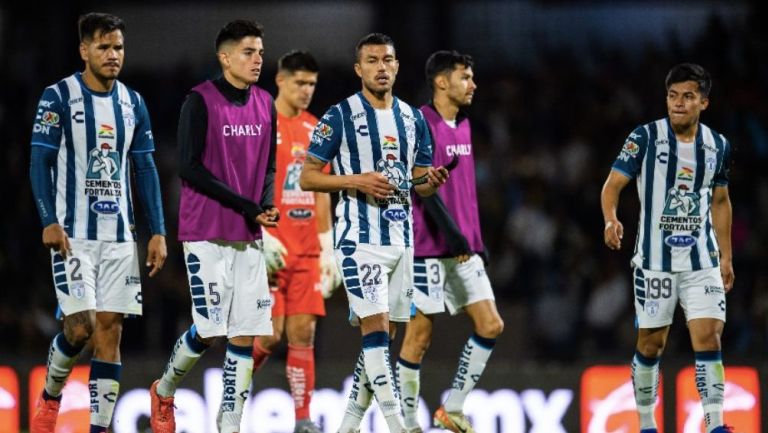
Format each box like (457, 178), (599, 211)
(612, 117), (731, 272)
(307, 92), (433, 247)
(30, 73), (155, 242)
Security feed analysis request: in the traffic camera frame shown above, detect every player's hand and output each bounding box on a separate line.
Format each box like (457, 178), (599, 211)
(262, 230), (287, 275)
(318, 230), (341, 298)
(604, 219), (624, 250)
(43, 223), (71, 258)
(720, 257), (735, 293)
(427, 166), (450, 188)
(254, 211), (279, 228)
(354, 172), (396, 200)
(146, 234), (167, 277)
(455, 254), (471, 263)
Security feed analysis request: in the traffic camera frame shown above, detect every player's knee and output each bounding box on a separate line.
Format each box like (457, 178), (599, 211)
(637, 339), (666, 358)
(261, 334), (281, 351)
(63, 312), (95, 346)
(476, 316), (504, 339)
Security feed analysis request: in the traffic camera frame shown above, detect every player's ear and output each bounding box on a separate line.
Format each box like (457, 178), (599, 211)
(435, 74), (449, 91)
(700, 96), (709, 111)
(275, 71), (284, 87)
(354, 62), (362, 78)
(79, 42), (88, 62)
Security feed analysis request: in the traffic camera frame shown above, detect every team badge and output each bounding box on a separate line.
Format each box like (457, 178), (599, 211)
(209, 307), (222, 324)
(71, 282), (85, 300)
(645, 300), (659, 317)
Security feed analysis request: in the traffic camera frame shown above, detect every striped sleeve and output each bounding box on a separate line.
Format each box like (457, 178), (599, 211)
(611, 125), (649, 179)
(308, 105), (343, 162)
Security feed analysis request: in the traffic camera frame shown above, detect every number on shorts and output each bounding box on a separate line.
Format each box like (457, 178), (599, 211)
(429, 263), (441, 285)
(645, 277), (672, 299)
(208, 282), (221, 305)
(360, 264), (382, 286)
(69, 257), (82, 281)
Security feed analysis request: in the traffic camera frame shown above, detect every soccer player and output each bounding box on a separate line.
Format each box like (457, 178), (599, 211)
(28, 12), (167, 433)
(299, 33), (449, 433)
(251, 50), (340, 433)
(601, 63), (734, 433)
(396, 50), (504, 433)
(148, 20), (278, 433)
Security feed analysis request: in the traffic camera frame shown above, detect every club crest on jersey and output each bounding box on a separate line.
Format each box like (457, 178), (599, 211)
(382, 135), (398, 149)
(98, 124), (115, 139)
(706, 156), (717, 171)
(283, 160), (303, 191)
(86, 143), (121, 181)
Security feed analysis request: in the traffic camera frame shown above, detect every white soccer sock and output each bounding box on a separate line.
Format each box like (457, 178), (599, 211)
(632, 351), (660, 430)
(44, 333), (83, 398)
(89, 359), (121, 430)
(396, 358), (421, 429)
(443, 333), (496, 412)
(362, 332), (404, 433)
(157, 326), (209, 397)
(694, 351), (725, 432)
(338, 351), (373, 432)
(218, 343), (254, 433)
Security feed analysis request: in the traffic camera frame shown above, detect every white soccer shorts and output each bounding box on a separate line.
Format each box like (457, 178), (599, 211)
(183, 240), (273, 338)
(412, 254), (495, 315)
(50, 239), (142, 316)
(335, 242), (413, 324)
(634, 266), (726, 328)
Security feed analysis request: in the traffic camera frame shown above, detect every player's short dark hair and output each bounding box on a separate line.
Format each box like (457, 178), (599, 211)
(278, 50), (319, 74)
(665, 63), (712, 97)
(425, 50), (474, 91)
(355, 33), (395, 61)
(78, 13), (125, 42)
(215, 20), (264, 51)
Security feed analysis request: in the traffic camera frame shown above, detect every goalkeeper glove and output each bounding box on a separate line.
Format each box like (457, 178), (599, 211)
(319, 230), (341, 298)
(261, 229), (287, 275)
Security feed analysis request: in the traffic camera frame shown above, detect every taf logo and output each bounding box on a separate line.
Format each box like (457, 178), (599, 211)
(287, 208), (314, 220)
(382, 208), (407, 222)
(91, 200), (120, 215)
(664, 234), (696, 248)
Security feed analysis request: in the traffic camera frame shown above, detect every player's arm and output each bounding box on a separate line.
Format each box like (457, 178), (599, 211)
(178, 92), (273, 226)
(258, 103), (278, 222)
(711, 185), (733, 291)
(316, 190), (341, 297)
(601, 170), (631, 250)
(300, 106), (394, 198)
(300, 155), (394, 199)
(411, 114), (448, 197)
(130, 94), (167, 276)
(29, 87), (70, 257)
(712, 137), (734, 291)
(602, 126), (648, 250)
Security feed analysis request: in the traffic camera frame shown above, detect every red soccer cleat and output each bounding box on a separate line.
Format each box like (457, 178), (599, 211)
(30, 395), (60, 433)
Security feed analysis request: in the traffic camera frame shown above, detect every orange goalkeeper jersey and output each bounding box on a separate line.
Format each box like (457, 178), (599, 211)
(266, 110), (325, 257)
